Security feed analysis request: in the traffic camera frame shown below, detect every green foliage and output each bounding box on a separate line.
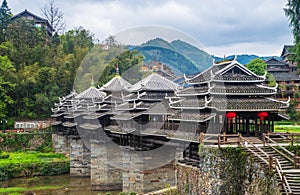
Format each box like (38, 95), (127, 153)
(286, 144), (300, 155)
(246, 58), (266, 76)
(284, 0), (300, 70)
(274, 125), (300, 132)
(0, 186), (63, 194)
(287, 99), (300, 123)
(0, 131), (52, 152)
(0, 20), (95, 119)
(0, 55), (15, 119)
(0, 0), (12, 43)
(266, 73), (276, 87)
(0, 151), (69, 181)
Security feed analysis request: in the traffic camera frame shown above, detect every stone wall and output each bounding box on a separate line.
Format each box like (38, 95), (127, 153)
(0, 132), (52, 152)
(177, 147), (281, 195)
(70, 138), (91, 177)
(52, 134), (70, 154)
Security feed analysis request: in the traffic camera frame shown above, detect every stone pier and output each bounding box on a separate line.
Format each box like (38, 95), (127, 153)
(52, 134), (70, 154)
(90, 141), (122, 190)
(122, 148), (177, 194)
(70, 138), (91, 177)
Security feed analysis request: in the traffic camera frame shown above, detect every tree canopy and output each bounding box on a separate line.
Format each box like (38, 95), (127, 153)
(246, 58), (266, 76)
(0, 1), (146, 127)
(284, 0), (300, 71)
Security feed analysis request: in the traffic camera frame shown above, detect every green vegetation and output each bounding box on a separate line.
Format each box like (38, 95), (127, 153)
(246, 58), (266, 76)
(0, 186), (63, 194)
(0, 1), (144, 125)
(274, 125), (300, 133)
(0, 151), (69, 181)
(0, 130), (53, 152)
(284, 0), (300, 73)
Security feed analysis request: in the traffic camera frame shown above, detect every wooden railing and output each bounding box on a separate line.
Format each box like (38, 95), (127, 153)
(263, 133), (300, 168)
(265, 132), (300, 145)
(274, 158), (293, 195)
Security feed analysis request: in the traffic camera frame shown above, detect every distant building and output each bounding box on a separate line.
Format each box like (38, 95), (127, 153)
(14, 121), (51, 130)
(265, 45), (300, 110)
(281, 45), (297, 72)
(265, 57), (300, 97)
(141, 61), (176, 80)
(11, 9), (54, 36)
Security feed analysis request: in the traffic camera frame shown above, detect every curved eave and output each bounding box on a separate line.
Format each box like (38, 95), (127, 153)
(185, 80), (210, 85)
(176, 92), (209, 97)
(62, 122), (77, 127)
(213, 79), (265, 83)
(139, 98), (164, 101)
(79, 123), (101, 130)
(169, 105), (207, 110)
(115, 107), (136, 111)
(210, 107), (287, 112)
(210, 92), (277, 96)
(123, 98), (139, 102)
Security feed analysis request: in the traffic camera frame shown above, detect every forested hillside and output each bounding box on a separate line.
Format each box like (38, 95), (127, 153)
(0, 1), (143, 127)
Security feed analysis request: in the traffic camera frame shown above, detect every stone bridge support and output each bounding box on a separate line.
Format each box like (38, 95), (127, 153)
(70, 138), (91, 177)
(90, 141), (122, 190)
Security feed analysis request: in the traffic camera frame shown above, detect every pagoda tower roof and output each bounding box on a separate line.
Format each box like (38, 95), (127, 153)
(100, 75), (132, 92)
(130, 73), (180, 92)
(76, 86), (106, 99)
(185, 58), (266, 84)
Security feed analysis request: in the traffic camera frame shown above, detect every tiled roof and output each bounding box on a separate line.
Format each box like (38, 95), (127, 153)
(210, 97), (288, 111)
(130, 73), (180, 91)
(100, 76), (132, 92)
(168, 110), (215, 122)
(214, 72), (264, 82)
(110, 112), (143, 120)
(139, 92), (168, 101)
(185, 69), (211, 84)
(76, 87), (106, 99)
(272, 72), (300, 81)
(176, 85), (209, 96)
(211, 84), (276, 95)
(142, 100), (174, 115)
(170, 97), (207, 109)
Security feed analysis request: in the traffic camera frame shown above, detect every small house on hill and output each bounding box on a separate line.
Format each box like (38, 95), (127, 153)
(11, 9), (54, 36)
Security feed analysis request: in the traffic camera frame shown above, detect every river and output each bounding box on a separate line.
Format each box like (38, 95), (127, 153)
(1, 175), (120, 195)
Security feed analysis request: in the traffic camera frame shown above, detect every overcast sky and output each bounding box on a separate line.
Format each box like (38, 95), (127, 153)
(9, 0), (293, 56)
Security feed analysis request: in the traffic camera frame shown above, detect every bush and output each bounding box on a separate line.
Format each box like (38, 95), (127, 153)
(0, 152), (9, 159)
(0, 152), (69, 181)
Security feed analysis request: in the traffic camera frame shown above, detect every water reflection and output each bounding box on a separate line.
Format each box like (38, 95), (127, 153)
(1, 175), (120, 195)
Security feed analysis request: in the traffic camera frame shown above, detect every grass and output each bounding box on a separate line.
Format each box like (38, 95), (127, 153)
(0, 151), (70, 181)
(274, 125), (300, 133)
(0, 151), (67, 165)
(0, 186), (63, 193)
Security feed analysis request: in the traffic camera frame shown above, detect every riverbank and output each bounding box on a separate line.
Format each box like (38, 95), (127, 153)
(0, 151), (69, 181)
(0, 174), (120, 195)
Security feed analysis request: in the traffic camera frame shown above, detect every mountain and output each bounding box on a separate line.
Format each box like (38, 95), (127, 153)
(133, 38), (213, 75)
(131, 38), (281, 76)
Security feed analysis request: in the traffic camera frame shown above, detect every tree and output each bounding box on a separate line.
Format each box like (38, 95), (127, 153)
(0, 55), (15, 119)
(0, 0), (12, 42)
(284, 0), (300, 70)
(41, 0), (65, 34)
(246, 58), (266, 76)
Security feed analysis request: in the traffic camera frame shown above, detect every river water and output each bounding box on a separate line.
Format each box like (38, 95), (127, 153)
(1, 175), (120, 195)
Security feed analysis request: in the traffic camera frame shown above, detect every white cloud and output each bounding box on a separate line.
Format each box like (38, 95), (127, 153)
(8, 0), (294, 56)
